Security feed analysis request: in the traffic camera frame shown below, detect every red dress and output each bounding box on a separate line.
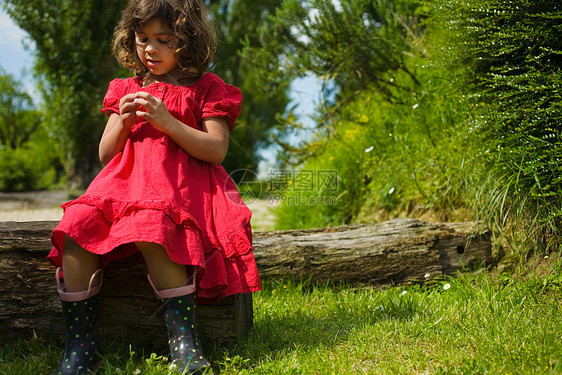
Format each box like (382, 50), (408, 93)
(48, 73), (262, 303)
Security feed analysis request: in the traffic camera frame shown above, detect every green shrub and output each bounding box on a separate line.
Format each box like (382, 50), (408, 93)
(274, 63), (475, 229)
(0, 145), (56, 192)
(244, 0), (482, 230)
(429, 0), (562, 249)
(0, 71), (59, 191)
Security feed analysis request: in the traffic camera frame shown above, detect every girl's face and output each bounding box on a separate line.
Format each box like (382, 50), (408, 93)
(135, 18), (178, 77)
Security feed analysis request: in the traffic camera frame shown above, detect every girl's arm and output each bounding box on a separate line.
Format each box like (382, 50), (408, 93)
(167, 116), (230, 164)
(99, 93), (139, 165)
(99, 114), (131, 165)
(133, 92), (230, 164)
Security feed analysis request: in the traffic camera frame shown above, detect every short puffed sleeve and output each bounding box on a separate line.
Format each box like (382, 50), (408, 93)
(100, 78), (128, 116)
(200, 74), (243, 130)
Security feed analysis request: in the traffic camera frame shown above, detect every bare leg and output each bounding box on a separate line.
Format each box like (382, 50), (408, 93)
(62, 236), (101, 292)
(137, 242), (208, 373)
(135, 241), (188, 290)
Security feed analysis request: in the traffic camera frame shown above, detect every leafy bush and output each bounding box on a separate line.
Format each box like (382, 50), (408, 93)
(243, 0), (426, 165)
(0, 145), (56, 192)
(275, 63), (475, 229)
(429, 0), (562, 250)
(245, 0), (460, 229)
(262, 0), (479, 229)
(0, 71), (59, 191)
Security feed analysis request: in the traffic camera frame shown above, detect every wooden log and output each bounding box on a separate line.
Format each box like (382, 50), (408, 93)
(252, 218), (492, 286)
(0, 218), (491, 343)
(0, 221), (252, 345)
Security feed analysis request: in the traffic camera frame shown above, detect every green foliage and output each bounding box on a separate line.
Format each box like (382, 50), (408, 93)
(0, 145), (56, 192)
(429, 0), (562, 247)
(0, 72), (40, 149)
(250, 0), (475, 229)
(2, 0), (126, 188)
(243, 0), (427, 166)
(249, 0), (562, 249)
(275, 65), (474, 229)
(209, 0), (291, 177)
(0, 71), (58, 191)
(244, 0), (424, 96)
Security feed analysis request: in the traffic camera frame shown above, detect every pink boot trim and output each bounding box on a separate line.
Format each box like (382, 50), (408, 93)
(56, 267), (103, 302)
(147, 273), (196, 299)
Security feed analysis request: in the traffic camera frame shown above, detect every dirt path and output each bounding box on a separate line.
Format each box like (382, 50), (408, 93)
(0, 191), (277, 232)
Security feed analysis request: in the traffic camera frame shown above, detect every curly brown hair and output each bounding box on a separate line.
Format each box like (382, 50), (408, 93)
(112, 0), (217, 80)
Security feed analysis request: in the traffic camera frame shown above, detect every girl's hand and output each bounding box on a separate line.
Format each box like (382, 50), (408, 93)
(118, 93), (140, 130)
(133, 92), (177, 133)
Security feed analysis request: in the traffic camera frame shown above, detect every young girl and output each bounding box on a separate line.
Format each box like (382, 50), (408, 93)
(47, 0), (261, 373)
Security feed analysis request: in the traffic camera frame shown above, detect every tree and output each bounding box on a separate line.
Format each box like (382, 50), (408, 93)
(2, 0), (126, 189)
(242, 0), (425, 165)
(0, 71), (40, 150)
(3, 0), (289, 188)
(208, 0), (291, 176)
(0, 70), (57, 191)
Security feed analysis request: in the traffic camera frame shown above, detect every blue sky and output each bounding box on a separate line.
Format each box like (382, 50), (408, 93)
(0, 9), (39, 101)
(0, 10), (32, 72)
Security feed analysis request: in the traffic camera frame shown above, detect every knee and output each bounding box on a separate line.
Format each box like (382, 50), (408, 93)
(136, 242), (175, 265)
(135, 241), (165, 256)
(63, 235), (80, 252)
(63, 236), (96, 261)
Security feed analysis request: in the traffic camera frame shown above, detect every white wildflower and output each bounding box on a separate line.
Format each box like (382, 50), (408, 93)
(365, 146), (374, 153)
(443, 283), (451, 290)
(388, 187), (395, 194)
(413, 104), (419, 109)
(401, 290), (408, 296)
(424, 272), (431, 279)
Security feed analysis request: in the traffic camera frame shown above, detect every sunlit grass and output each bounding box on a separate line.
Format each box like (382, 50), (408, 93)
(2, 260), (562, 374)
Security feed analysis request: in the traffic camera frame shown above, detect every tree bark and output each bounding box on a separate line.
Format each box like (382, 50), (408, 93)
(0, 218), (491, 344)
(253, 218), (492, 286)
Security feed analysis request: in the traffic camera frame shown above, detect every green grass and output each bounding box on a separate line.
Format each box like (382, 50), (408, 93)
(2, 261), (562, 374)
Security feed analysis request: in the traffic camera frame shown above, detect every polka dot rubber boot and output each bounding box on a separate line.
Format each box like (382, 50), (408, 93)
(163, 294), (210, 374)
(53, 295), (102, 375)
(53, 268), (103, 375)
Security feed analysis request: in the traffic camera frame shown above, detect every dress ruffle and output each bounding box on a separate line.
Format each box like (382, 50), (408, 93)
(62, 195), (253, 259)
(49, 203), (261, 303)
